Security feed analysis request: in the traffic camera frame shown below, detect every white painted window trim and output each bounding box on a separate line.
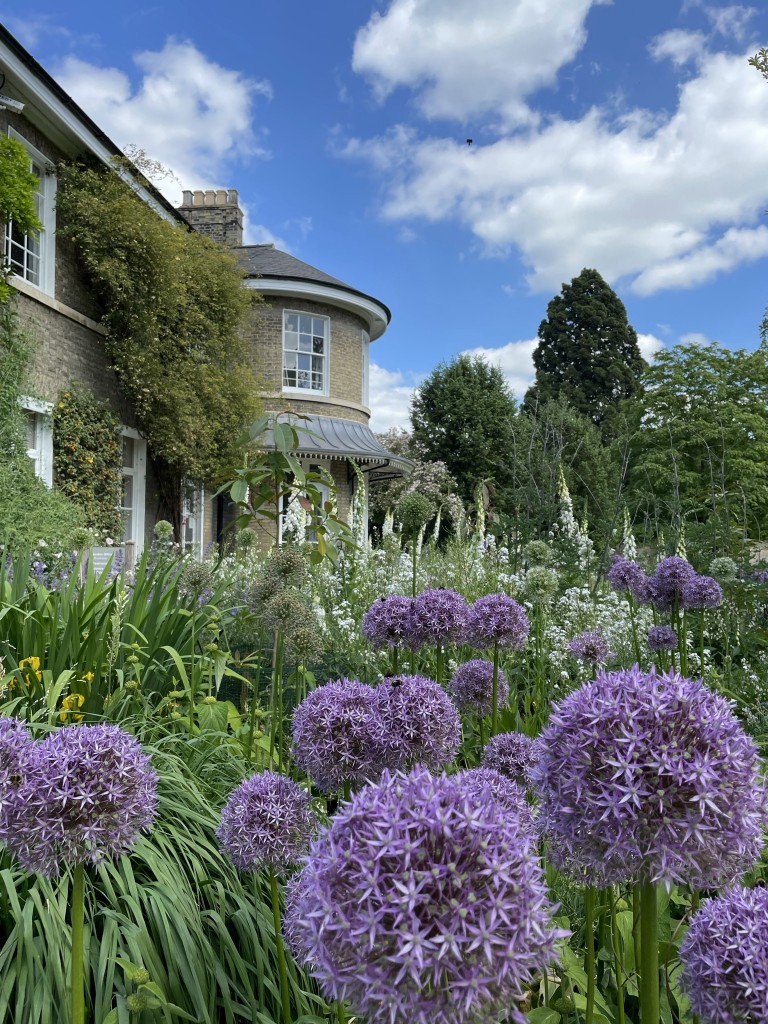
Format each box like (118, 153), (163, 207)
(282, 308), (330, 397)
(181, 480), (206, 560)
(5, 128), (56, 297)
(121, 427), (146, 558)
(19, 396), (53, 487)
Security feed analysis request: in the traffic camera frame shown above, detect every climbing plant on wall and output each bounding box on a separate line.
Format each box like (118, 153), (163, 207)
(0, 136), (42, 304)
(55, 159), (262, 530)
(53, 386), (124, 539)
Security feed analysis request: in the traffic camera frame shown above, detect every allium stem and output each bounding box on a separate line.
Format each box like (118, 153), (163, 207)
(639, 881), (659, 1024)
(609, 887), (626, 1024)
(269, 867), (292, 1024)
(70, 862), (85, 1024)
(628, 595), (641, 664)
(436, 645), (444, 687)
(269, 628), (285, 769)
(392, 647), (399, 676)
(584, 885), (596, 1024)
(491, 641), (500, 736)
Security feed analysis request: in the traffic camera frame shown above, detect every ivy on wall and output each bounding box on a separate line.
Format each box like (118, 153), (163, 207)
(53, 386), (124, 539)
(0, 137), (42, 304)
(55, 160), (263, 529)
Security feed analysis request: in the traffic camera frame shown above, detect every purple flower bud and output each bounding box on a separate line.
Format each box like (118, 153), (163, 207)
(531, 665), (765, 887)
(567, 630), (614, 665)
(217, 771), (316, 873)
(409, 588), (469, 648)
(465, 593), (530, 650)
(481, 731), (538, 786)
(447, 659), (509, 717)
(374, 675), (461, 773)
(285, 767), (563, 1024)
(362, 595), (414, 649)
(647, 625), (679, 651)
(681, 574), (723, 610)
(681, 886), (768, 1024)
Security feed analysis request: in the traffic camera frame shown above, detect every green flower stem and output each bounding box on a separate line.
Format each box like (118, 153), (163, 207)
(609, 887), (626, 1024)
(639, 881), (660, 1024)
(491, 641), (500, 736)
(698, 614), (706, 675)
(392, 647), (399, 676)
(584, 885), (596, 1024)
(269, 628), (284, 768)
(628, 595), (641, 664)
(411, 540), (417, 598)
(343, 780), (351, 802)
(269, 868), (292, 1024)
(436, 645), (444, 687)
(71, 862), (85, 1024)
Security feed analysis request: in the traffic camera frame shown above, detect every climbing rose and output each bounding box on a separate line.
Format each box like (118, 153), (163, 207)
(0, 724), (157, 877)
(481, 731), (538, 786)
(681, 886), (768, 1024)
(531, 665), (765, 887)
(409, 588), (469, 648)
(217, 771), (316, 872)
(465, 593), (530, 650)
(374, 676), (461, 773)
(286, 767), (563, 1024)
(362, 595), (414, 648)
(447, 659), (509, 717)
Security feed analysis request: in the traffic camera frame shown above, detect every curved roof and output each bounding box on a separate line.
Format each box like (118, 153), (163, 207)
(264, 414), (412, 477)
(237, 244), (391, 339)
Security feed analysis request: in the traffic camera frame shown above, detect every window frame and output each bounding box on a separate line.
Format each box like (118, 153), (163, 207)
(281, 309), (330, 397)
(181, 480), (206, 559)
(4, 129), (56, 297)
(120, 427), (147, 559)
(19, 396), (53, 487)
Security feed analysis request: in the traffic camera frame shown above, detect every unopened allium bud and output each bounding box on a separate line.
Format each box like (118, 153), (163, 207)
(523, 565), (559, 604)
(708, 556), (738, 584)
(153, 520), (173, 542)
(395, 492), (436, 538)
(178, 560), (215, 598)
(286, 623), (324, 665)
(263, 590), (308, 634)
(522, 539), (553, 566)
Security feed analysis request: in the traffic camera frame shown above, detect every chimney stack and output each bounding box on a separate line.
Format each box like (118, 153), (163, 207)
(177, 189), (243, 248)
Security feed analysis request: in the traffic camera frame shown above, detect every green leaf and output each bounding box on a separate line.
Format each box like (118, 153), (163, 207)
(114, 957), (147, 982)
(527, 1008), (561, 1023)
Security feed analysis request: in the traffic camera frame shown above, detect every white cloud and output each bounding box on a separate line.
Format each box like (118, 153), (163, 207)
(637, 333), (665, 361)
(649, 29), (707, 66)
(368, 363), (423, 432)
(705, 4), (756, 42)
(56, 39), (271, 206)
(459, 339), (538, 398)
(679, 331), (714, 345)
(344, 49), (768, 294)
(352, 0), (608, 126)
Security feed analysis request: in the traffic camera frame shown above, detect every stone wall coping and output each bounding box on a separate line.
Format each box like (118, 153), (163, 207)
(11, 277), (106, 335)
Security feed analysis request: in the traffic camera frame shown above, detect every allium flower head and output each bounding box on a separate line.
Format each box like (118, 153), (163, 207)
(522, 539), (553, 566)
(263, 590), (308, 634)
(465, 593), (530, 650)
(681, 574), (723, 610)
(362, 595), (414, 649)
(523, 565), (559, 604)
(708, 556), (738, 584)
(178, 560), (215, 598)
(409, 588), (469, 648)
(648, 555), (697, 610)
(0, 724), (157, 877)
(681, 885), (768, 1024)
(374, 675), (461, 773)
(647, 625), (679, 651)
(292, 680), (385, 793)
(606, 555), (645, 594)
(481, 731), (538, 786)
(567, 630), (614, 666)
(0, 716), (33, 789)
(249, 546), (307, 605)
(285, 623), (324, 665)
(448, 659), (509, 717)
(287, 767), (562, 1024)
(457, 768), (535, 833)
(217, 771), (316, 872)
(395, 492), (436, 537)
(531, 665), (766, 887)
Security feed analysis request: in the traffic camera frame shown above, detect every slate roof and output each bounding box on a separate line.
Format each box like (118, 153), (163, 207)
(236, 244), (391, 323)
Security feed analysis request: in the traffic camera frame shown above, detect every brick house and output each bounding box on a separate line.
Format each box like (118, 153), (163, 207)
(1, 24), (408, 559)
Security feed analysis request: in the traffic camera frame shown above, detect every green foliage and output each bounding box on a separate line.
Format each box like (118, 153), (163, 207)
(526, 268), (645, 425)
(0, 138), (41, 305)
(748, 47), (768, 80)
(410, 354), (518, 506)
(369, 429), (462, 531)
(52, 385), (124, 539)
(627, 341), (768, 556)
(55, 161), (262, 516)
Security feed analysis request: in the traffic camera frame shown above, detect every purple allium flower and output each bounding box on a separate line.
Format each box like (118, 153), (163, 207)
(481, 731), (538, 786)
(457, 768), (535, 833)
(648, 555), (697, 610)
(0, 724), (157, 877)
(0, 717), (33, 790)
(217, 771), (316, 873)
(567, 630), (614, 666)
(282, 866), (314, 967)
(606, 555), (646, 594)
(531, 665), (766, 887)
(753, 569), (768, 584)
(465, 593), (530, 651)
(409, 588), (469, 648)
(447, 659), (509, 717)
(374, 675), (461, 773)
(362, 595), (414, 649)
(647, 625), (679, 651)
(288, 767), (562, 1024)
(291, 680), (384, 794)
(681, 574), (723, 610)
(681, 886), (768, 1024)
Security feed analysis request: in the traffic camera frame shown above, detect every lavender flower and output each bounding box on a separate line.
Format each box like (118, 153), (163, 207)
(291, 680), (384, 793)
(647, 625), (679, 651)
(531, 665), (765, 887)
(681, 886), (768, 1024)
(648, 555), (697, 610)
(448, 659), (509, 717)
(374, 675), (461, 773)
(287, 767), (562, 1024)
(217, 771), (316, 872)
(606, 555), (645, 594)
(362, 595), (414, 649)
(457, 768), (535, 833)
(481, 731), (538, 786)
(681, 574), (723, 610)
(409, 588), (469, 648)
(0, 724), (157, 877)
(567, 630), (614, 665)
(465, 593), (530, 650)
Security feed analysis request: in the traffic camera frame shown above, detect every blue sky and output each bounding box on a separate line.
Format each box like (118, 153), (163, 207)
(3, 0), (768, 430)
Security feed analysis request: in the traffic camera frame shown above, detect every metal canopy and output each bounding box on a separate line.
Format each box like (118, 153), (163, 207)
(263, 414), (412, 477)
